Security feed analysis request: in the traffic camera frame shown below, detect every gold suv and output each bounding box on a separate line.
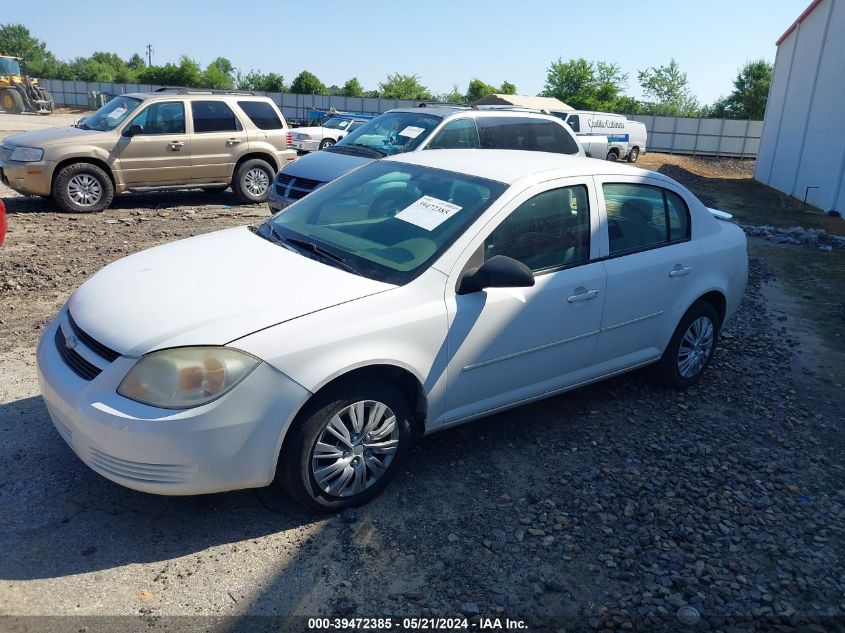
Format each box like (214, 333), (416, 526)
(0, 89), (297, 212)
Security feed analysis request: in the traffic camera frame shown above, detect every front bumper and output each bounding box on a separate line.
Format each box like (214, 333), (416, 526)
(267, 180), (293, 213)
(0, 159), (55, 196)
(36, 314), (311, 495)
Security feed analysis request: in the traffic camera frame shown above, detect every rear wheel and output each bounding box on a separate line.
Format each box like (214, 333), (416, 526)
(652, 301), (719, 389)
(275, 379), (413, 512)
(605, 149), (619, 162)
(319, 138), (335, 150)
(1, 89), (24, 114)
(232, 158), (274, 204)
(53, 163), (114, 213)
(626, 147), (639, 163)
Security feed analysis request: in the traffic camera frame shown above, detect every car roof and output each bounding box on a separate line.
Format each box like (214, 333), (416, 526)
(383, 149), (662, 185)
(124, 92), (272, 101)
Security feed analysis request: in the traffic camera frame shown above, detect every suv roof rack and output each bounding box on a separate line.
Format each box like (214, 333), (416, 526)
(417, 101), (470, 109)
(474, 104), (551, 115)
(153, 87), (257, 96)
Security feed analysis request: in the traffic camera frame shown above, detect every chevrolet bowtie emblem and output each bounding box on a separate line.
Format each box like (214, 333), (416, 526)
(64, 334), (79, 351)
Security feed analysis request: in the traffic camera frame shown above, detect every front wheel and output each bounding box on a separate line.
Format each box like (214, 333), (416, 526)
(1, 89), (24, 114)
(319, 138), (335, 150)
(232, 158), (274, 204)
(626, 147), (639, 163)
(53, 162), (114, 212)
(652, 301), (719, 389)
(275, 379), (413, 512)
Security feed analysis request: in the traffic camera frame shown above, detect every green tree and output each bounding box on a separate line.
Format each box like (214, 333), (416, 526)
(378, 73), (432, 100)
(499, 80), (517, 95)
(203, 57), (234, 89)
(290, 70), (327, 94)
(438, 84), (465, 104)
(341, 77), (364, 97)
(465, 78), (496, 103)
(710, 59), (772, 119)
(637, 58), (701, 116)
(127, 53), (146, 71)
(543, 57), (632, 111)
(0, 23), (65, 78)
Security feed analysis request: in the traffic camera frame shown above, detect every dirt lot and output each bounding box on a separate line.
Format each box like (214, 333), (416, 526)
(1, 148), (843, 632)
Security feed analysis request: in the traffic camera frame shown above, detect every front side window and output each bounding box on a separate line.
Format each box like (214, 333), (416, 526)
(603, 183), (690, 255)
(128, 101), (185, 135)
(79, 96), (142, 132)
(428, 118), (480, 149)
(260, 161), (506, 285)
(566, 115), (580, 133)
(485, 185), (591, 273)
(192, 101), (241, 133)
(476, 117), (580, 154)
(237, 101), (282, 130)
(333, 112), (441, 156)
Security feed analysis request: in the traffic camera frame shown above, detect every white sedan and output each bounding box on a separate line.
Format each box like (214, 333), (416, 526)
(290, 116), (369, 152)
(37, 150), (747, 511)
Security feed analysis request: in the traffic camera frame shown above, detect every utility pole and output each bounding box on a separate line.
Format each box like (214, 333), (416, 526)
(145, 43), (154, 67)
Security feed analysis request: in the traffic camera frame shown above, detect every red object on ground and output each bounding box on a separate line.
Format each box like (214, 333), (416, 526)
(0, 199), (6, 246)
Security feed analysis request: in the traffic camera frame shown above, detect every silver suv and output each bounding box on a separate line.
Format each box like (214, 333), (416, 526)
(0, 89), (297, 212)
(268, 105), (584, 212)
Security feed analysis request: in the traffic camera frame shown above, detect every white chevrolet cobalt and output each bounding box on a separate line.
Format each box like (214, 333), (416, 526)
(37, 150), (748, 511)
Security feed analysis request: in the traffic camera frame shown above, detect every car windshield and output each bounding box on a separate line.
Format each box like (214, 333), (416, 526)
(332, 112), (441, 156)
(258, 160), (507, 285)
(77, 96), (142, 131)
(0, 58), (22, 76)
(322, 117), (355, 130)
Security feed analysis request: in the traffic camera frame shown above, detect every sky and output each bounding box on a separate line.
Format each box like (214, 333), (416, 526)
(4, 0), (809, 105)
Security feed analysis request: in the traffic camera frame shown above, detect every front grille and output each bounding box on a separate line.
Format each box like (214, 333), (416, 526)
(55, 327), (101, 380)
(292, 177), (320, 190)
(277, 173), (293, 186)
(89, 447), (196, 484)
(287, 188), (308, 200)
(67, 312), (119, 362)
(0, 146), (12, 162)
(275, 173), (323, 201)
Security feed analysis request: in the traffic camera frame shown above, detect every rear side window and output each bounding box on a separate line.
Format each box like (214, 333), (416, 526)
(192, 101), (241, 133)
(237, 101), (283, 130)
(476, 117), (580, 154)
(603, 183), (691, 255)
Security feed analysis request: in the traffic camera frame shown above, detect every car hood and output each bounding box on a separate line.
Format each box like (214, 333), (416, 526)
(67, 226), (393, 357)
(280, 147), (372, 183)
(3, 126), (112, 149)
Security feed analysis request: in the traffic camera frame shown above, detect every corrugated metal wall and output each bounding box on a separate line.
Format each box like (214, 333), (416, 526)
(755, 0), (845, 212)
(40, 79), (764, 158)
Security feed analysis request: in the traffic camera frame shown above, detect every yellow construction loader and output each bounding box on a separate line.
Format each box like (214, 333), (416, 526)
(0, 54), (54, 115)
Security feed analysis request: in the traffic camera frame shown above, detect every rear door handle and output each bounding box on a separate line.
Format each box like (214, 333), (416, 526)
(226, 138), (243, 146)
(567, 288), (599, 303)
(669, 265), (692, 278)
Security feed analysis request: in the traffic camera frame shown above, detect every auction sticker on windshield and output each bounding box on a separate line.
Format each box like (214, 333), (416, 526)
(395, 196), (461, 231)
(398, 126), (425, 139)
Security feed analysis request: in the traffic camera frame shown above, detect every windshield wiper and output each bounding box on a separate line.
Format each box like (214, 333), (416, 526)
(283, 236), (362, 276)
(327, 143), (386, 159)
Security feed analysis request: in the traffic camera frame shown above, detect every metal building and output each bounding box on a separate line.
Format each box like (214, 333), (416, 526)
(754, 0), (845, 213)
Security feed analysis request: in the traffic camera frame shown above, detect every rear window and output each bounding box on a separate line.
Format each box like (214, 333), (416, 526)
(477, 117), (580, 155)
(238, 101), (283, 130)
(192, 101), (241, 133)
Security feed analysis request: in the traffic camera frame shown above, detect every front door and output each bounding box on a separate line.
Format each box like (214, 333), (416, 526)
(189, 100), (249, 183)
(441, 180), (606, 425)
(116, 100), (191, 185)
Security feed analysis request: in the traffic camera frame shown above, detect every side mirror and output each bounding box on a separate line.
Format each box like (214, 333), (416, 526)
(122, 124), (143, 138)
(457, 255), (535, 295)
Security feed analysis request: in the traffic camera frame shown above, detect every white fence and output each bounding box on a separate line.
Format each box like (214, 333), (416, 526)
(41, 80), (763, 157)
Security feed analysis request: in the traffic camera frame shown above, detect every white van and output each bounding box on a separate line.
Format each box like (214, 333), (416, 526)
(551, 110), (647, 163)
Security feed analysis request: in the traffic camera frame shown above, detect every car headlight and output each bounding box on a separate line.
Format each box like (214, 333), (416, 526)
(117, 347), (260, 409)
(10, 146), (44, 162)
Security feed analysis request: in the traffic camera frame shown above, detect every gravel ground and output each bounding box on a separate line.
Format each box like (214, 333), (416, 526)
(1, 165), (844, 631)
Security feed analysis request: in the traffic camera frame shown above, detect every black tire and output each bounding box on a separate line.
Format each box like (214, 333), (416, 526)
(232, 158), (274, 204)
(652, 301), (720, 389)
(53, 162), (114, 213)
(1, 89), (24, 114)
(201, 185), (229, 193)
(319, 138), (335, 150)
(275, 378), (413, 512)
(605, 149), (619, 162)
(626, 147), (639, 163)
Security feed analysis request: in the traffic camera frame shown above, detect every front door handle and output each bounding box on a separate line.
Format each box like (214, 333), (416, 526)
(226, 138), (243, 146)
(167, 141), (184, 152)
(669, 264), (692, 278)
(567, 288), (599, 303)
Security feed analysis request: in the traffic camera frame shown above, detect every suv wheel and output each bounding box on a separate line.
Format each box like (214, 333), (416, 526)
(233, 159), (274, 204)
(54, 163), (114, 213)
(319, 138), (335, 150)
(275, 379), (412, 512)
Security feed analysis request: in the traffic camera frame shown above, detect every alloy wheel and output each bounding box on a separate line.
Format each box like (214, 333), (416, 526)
(677, 316), (714, 378)
(67, 174), (103, 207)
(244, 168), (270, 196)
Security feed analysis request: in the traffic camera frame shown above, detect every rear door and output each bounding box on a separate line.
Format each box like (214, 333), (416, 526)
(592, 176), (700, 374)
(237, 99), (287, 152)
(116, 100), (191, 185)
(189, 100), (248, 183)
